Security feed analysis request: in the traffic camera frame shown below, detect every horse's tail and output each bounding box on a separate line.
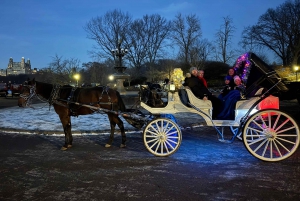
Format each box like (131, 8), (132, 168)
(116, 91), (126, 112)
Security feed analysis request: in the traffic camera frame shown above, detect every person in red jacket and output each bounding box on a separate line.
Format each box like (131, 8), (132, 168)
(197, 70), (208, 87)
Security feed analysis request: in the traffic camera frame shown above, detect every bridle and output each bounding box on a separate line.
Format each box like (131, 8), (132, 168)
(20, 83), (37, 107)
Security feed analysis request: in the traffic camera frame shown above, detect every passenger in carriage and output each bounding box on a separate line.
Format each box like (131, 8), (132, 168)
(218, 67), (239, 99)
(183, 67), (222, 119)
(226, 67), (236, 87)
(217, 75), (245, 120)
(184, 73), (191, 83)
(218, 75), (234, 99)
(197, 70), (208, 87)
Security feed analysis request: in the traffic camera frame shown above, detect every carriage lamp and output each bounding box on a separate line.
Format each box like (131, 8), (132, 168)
(73, 74), (80, 87)
(169, 83), (176, 92)
(294, 66), (299, 81)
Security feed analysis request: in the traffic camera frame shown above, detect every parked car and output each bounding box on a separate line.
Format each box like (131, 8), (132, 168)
(5, 83), (22, 98)
(0, 83), (8, 97)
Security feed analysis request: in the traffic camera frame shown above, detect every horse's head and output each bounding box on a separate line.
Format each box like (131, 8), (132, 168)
(18, 78), (37, 107)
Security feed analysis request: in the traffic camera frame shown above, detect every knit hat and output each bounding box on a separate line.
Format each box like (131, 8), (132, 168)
(234, 75), (241, 81)
(224, 75), (232, 81)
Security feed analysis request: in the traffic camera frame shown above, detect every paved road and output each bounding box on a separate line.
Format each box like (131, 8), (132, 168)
(1, 97), (300, 200)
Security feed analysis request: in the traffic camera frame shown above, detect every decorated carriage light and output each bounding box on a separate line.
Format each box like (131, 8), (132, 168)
(169, 84), (176, 92)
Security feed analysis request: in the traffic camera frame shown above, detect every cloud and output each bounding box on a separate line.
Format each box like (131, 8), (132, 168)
(156, 2), (193, 14)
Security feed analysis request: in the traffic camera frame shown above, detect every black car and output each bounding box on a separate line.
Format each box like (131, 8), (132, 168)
(0, 83), (7, 97)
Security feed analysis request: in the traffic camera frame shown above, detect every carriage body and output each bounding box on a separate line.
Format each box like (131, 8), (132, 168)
(139, 52), (300, 161)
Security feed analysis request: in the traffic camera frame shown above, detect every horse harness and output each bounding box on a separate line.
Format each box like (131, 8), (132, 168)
(23, 83), (116, 116)
(58, 85), (116, 116)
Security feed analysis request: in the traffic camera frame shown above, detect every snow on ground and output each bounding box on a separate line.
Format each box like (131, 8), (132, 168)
(0, 103), (137, 133)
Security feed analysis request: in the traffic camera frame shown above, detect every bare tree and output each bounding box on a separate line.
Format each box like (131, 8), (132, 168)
(47, 55), (81, 84)
(189, 39), (214, 68)
(214, 16), (236, 64)
(125, 14), (171, 77)
(82, 61), (112, 85)
(240, 0), (300, 66)
(84, 9), (132, 62)
(170, 13), (202, 69)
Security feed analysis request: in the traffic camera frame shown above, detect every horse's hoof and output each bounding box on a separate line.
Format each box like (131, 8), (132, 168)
(120, 144), (126, 148)
(105, 144), (111, 148)
(61, 146), (68, 151)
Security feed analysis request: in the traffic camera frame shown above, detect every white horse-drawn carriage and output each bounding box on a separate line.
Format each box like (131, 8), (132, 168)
(135, 52), (299, 162)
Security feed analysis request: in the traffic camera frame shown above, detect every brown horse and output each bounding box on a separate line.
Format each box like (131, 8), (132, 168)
(18, 79), (127, 150)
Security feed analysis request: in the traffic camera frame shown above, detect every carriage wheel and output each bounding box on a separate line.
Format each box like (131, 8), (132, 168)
(243, 109), (300, 162)
(230, 126), (242, 140)
(143, 117), (182, 157)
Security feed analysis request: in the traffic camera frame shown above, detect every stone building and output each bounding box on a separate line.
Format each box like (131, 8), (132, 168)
(6, 57), (32, 75)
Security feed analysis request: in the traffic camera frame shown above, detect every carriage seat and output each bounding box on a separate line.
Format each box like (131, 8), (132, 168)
(181, 87), (212, 109)
(235, 87), (279, 110)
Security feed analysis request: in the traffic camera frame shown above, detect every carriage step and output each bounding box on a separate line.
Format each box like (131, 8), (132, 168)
(218, 139), (232, 143)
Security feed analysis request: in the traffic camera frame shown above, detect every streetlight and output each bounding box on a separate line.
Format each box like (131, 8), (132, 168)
(73, 73), (80, 86)
(294, 66), (299, 81)
(108, 75), (114, 81)
(111, 40), (128, 69)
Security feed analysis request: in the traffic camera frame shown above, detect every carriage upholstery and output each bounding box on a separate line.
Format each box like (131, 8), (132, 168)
(184, 88), (212, 109)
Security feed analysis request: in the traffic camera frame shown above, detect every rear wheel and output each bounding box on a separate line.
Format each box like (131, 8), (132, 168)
(243, 109), (300, 162)
(143, 118), (182, 156)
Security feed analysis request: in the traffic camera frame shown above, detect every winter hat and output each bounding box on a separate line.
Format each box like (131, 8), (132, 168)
(224, 75), (232, 81)
(234, 75), (241, 81)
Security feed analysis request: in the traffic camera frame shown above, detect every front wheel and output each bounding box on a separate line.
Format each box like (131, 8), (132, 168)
(143, 118), (182, 156)
(243, 109), (300, 162)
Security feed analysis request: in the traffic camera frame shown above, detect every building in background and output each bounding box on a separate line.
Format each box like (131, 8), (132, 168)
(0, 57), (34, 76)
(6, 57), (32, 76)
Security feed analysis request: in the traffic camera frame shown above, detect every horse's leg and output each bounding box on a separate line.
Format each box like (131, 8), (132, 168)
(105, 114), (126, 148)
(59, 114), (73, 150)
(116, 116), (126, 148)
(105, 114), (116, 148)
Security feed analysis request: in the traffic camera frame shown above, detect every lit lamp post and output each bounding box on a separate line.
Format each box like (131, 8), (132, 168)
(110, 40), (130, 93)
(111, 41), (128, 70)
(73, 73), (80, 87)
(294, 66), (299, 81)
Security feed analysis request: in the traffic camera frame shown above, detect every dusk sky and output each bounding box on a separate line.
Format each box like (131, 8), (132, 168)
(0, 0), (287, 70)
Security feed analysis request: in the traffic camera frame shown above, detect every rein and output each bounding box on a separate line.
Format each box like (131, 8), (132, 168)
(21, 83), (115, 112)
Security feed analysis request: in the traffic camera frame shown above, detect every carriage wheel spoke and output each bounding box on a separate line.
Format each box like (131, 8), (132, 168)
(243, 110), (300, 162)
(252, 138), (268, 152)
(274, 138), (292, 153)
(143, 118), (182, 157)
